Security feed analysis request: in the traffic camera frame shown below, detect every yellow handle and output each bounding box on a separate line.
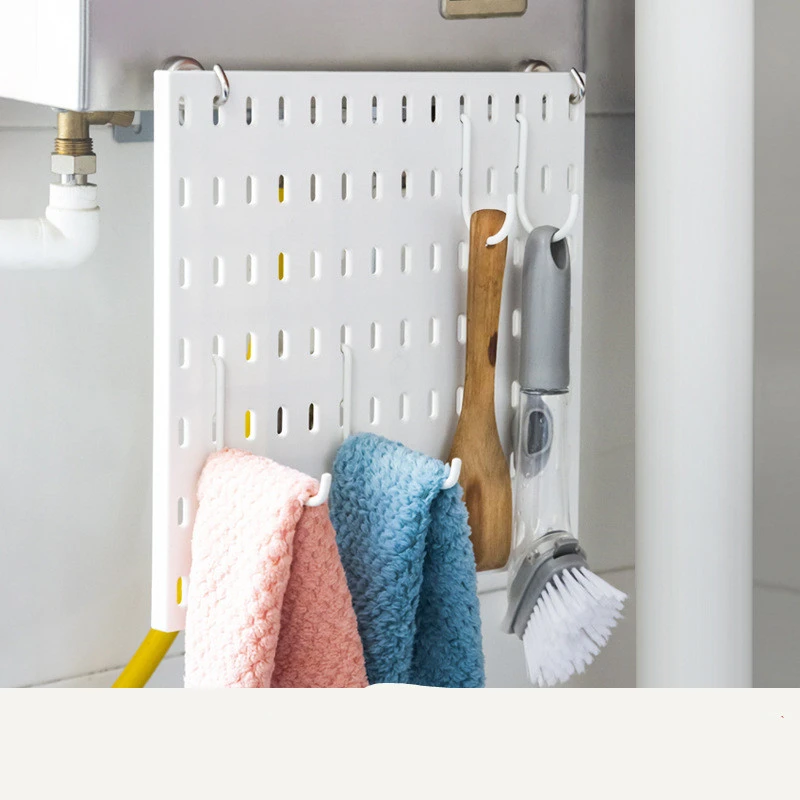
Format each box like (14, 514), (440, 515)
(113, 629), (179, 688)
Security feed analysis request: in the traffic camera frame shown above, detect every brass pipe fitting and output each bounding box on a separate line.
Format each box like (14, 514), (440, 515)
(54, 111), (135, 156)
(55, 112), (91, 156)
(52, 110), (136, 184)
(86, 111), (136, 128)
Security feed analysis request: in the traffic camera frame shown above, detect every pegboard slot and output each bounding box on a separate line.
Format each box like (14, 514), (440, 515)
(246, 254), (257, 284)
(430, 242), (441, 272)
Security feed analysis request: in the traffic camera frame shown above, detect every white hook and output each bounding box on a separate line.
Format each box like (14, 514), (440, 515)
(340, 342), (353, 440)
(516, 113), (580, 242)
(552, 193), (580, 243)
(307, 344), (352, 507)
(441, 458), (462, 490)
(304, 347), (348, 507)
(460, 113), (516, 246)
(486, 194), (517, 247)
(211, 354), (225, 451)
(515, 114), (534, 235)
(460, 114), (473, 229)
(306, 472), (332, 507)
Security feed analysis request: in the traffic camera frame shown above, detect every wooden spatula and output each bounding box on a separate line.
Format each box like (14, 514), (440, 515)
(449, 209), (513, 571)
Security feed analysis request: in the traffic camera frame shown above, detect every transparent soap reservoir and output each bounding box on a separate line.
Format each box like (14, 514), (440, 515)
(508, 389), (571, 578)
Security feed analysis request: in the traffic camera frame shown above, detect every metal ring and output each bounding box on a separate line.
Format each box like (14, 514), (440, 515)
(160, 57), (229, 108)
(212, 64), (230, 108)
(161, 56), (204, 72)
(569, 68), (586, 105)
(516, 59), (552, 73)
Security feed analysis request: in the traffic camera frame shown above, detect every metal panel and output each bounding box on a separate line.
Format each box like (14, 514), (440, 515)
(152, 69), (586, 631)
(0, 0), (583, 111)
(88, 0), (583, 111)
(586, 0), (634, 114)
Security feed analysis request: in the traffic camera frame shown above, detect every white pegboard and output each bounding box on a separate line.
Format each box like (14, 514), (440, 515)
(152, 69), (585, 631)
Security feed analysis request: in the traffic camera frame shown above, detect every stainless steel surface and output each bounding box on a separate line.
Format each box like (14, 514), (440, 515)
(441, 0), (527, 20)
(585, 0), (634, 114)
(57, 173), (89, 185)
(84, 0), (584, 111)
(517, 59), (553, 72)
(162, 56), (204, 72)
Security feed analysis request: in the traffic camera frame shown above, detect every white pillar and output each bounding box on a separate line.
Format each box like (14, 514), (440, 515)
(635, 1), (754, 686)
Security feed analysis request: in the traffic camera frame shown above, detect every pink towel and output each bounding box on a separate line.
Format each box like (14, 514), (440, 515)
(184, 448), (368, 688)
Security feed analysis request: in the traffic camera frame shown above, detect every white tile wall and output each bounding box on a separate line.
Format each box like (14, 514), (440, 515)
(38, 653), (185, 689)
(0, 126), (156, 687)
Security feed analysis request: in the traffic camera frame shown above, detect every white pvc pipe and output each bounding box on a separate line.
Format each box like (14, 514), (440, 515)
(636, 1), (754, 686)
(0, 183), (100, 269)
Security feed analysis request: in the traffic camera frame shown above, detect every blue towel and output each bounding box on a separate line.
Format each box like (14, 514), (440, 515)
(330, 433), (485, 687)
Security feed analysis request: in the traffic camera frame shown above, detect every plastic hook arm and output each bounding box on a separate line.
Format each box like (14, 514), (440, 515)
(486, 194), (517, 246)
(515, 114), (535, 235)
(304, 343), (354, 510)
(306, 473), (332, 507)
(552, 194), (580, 242)
(306, 343), (353, 507)
(306, 342), (353, 508)
(212, 354), (226, 451)
(460, 113), (472, 229)
(461, 113), (516, 246)
(341, 342), (353, 440)
(441, 458), (462, 490)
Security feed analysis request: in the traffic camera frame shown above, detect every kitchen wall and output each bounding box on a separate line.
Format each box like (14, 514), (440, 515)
(0, 0), (706, 689)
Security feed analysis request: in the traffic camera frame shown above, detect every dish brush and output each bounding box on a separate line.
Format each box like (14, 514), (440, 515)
(502, 225), (627, 687)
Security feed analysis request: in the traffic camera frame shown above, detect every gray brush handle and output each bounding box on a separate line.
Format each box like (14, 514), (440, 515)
(519, 225), (571, 392)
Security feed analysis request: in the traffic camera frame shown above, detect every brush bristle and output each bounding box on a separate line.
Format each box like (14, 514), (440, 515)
(522, 566), (627, 687)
